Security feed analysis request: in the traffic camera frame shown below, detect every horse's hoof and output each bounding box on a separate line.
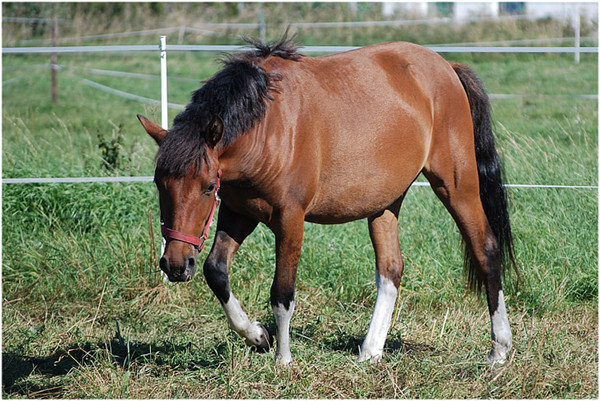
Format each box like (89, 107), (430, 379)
(275, 352), (293, 366)
(357, 352), (383, 364)
(245, 322), (272, 353)
(487, 341), (510, 365)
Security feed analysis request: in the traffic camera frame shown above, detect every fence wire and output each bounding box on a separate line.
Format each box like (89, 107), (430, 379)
(2, 41), (597, 190)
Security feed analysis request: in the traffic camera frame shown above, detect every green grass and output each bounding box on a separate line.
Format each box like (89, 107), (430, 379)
(3, 28), (598, 399)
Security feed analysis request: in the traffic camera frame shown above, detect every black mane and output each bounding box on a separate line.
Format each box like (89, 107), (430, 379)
(155, 34), (302, 177)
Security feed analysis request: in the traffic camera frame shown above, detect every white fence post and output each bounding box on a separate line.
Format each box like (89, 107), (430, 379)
(159, 35), (168, 279)
(160, 35), (169, 129)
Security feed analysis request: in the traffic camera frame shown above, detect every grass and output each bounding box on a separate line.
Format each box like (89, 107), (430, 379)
(2, 15), (598, 399)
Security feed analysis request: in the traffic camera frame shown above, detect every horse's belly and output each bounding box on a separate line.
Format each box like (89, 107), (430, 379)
(304, 125), (428, 223)
(304, 171), (418, 224)
(305, 195), (404, 224)
(305, 204), (388, 224)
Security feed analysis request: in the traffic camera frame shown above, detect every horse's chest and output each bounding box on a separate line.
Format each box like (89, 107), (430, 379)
(220, 186), (275, 224)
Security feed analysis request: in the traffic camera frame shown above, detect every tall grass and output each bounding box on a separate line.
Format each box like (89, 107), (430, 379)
(2, 13), (598, 399)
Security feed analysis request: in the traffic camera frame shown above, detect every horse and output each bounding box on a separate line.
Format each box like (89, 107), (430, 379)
(137, 34), (515, 365)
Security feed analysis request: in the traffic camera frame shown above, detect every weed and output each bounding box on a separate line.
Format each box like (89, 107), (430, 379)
(97, 122), (128, 171)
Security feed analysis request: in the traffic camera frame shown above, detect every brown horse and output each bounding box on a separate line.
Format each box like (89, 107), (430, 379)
(138, 35), (514, 365)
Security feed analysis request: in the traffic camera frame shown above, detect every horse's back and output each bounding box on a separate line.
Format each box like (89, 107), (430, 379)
(309, 41), (461, 98)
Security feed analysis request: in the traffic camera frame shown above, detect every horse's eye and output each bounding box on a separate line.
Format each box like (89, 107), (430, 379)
(205, 183), (216, 194)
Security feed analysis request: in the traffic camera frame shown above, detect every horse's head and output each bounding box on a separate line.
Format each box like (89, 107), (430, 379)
(137, 114), (223, 282)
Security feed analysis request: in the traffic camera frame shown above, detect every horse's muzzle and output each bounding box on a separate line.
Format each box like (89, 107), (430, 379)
(160, 255), (197, 282)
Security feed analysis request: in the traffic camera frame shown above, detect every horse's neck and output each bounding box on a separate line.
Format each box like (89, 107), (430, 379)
(217, 122), (270, 181)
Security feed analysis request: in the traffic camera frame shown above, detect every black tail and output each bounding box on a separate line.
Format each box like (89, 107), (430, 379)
(451, 63), (515, 290)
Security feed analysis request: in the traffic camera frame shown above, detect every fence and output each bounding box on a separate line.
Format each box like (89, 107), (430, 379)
(2, 176), (596, 190)
(2, 38), (598, 190)
(5, 44), (599, 54)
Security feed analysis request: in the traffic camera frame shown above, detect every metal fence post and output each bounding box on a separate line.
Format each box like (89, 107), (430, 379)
(160, 35), (169, 129)
(159, 35), (168, 279)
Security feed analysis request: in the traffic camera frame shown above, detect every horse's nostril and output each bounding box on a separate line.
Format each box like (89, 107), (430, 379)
(187, 257), (196, 270)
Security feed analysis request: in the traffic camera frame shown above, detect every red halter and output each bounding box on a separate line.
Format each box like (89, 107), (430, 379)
(161, 169), (221, 252)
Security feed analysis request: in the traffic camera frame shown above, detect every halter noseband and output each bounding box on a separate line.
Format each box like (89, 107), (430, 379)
(160, 169), (221, 252)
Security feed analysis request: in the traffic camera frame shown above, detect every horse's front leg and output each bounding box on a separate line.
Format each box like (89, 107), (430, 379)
(269, 207), (305, 365)
(203, 204), (271, 351)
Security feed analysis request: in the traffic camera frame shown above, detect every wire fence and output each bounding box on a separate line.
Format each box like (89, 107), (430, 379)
(7, 63), (594, 110)
(2, 176), (597, 190)
(6, 13), (598, 44)
(4, 44), (599, 54)
(2, 39), (598, 190)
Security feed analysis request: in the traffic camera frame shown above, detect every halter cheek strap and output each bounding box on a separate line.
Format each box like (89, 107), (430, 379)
(161, 169), (221, 252)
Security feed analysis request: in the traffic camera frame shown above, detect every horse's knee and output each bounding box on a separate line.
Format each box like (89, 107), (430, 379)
(271, 288), (294, 311)
(270, 271), (296, 310)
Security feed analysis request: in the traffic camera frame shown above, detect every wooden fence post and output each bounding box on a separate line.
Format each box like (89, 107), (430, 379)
(51, 17), (58, 104)
(574, 11), (581, 64)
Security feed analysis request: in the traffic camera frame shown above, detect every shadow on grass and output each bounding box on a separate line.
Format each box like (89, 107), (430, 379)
(296, 324), (439, 359)
(2, 336), (229, 397)
(4, 323), (440, 397)
(323, 334), (437, 356)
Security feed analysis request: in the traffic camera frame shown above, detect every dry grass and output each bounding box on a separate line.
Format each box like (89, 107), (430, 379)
(4, 286), (597, 398)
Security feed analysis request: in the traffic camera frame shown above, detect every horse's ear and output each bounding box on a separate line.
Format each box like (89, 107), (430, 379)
(137, 114), (167, 145)
(206, 115), (224, 148)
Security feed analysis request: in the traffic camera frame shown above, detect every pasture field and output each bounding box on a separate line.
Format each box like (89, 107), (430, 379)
(2, 44), (598, 398)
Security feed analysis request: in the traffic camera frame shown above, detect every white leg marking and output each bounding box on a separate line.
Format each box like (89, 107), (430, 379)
(489, 289), (512, 364)
(359, 273), (398, 363)
(273, 301), (295, 365)
(222, 293), (265, 347)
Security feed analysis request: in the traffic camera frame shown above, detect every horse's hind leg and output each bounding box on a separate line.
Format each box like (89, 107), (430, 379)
(423, 166), (512, 363)
(203, 204), (272, 351)
(359, 199), (404, 363)
(269, 207), (306, 365)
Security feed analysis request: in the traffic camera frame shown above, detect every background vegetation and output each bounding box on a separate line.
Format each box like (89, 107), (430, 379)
(3, 2), (598, 399)
(3, 2), (598, 47)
